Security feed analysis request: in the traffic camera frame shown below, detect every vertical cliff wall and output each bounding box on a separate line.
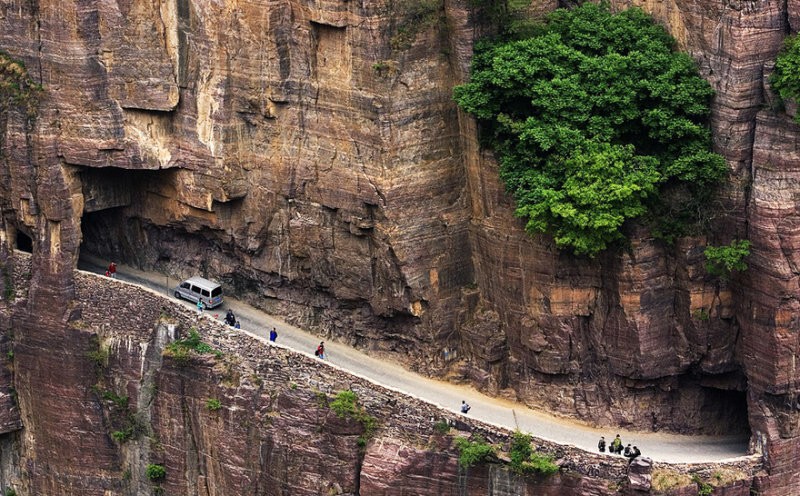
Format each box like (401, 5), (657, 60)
(0, 257), (764, 494)
(0, 0), (799, 493)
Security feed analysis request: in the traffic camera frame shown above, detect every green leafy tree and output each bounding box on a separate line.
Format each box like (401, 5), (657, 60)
(771, 34), (800, 117)
(704, 239), (751, 278)
(454, 3), (726, 256)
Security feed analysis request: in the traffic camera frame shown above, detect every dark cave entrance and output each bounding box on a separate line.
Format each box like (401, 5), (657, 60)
(15, 229), (32, 253)
(78, 167), (177, 269)
(701, 386), (751, 436)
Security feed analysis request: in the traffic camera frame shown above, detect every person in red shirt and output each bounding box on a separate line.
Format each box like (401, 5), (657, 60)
(107, 262), (117, 278)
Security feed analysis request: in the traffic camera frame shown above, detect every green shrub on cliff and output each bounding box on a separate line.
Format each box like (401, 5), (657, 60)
(389, 0), (442, 51)
(453, 3), (726, 256)
(508, 431), (559, 475)
(771, 34), (800, 118)
(146, 464), (166, 481)
(329, 390), (378, 447)
(454, 435), (496, 468)
(704, 239), (751, 279)
(163, 328), (219, 366)
(0, 50), (42, 115)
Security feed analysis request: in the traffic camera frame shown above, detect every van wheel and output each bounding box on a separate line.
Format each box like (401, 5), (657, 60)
(174, 291), (181, 300)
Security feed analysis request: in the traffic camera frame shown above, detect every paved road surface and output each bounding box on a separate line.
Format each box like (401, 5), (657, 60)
(78, 255), (752, 464)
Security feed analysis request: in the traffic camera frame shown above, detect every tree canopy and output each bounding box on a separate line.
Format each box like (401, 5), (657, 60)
(453, 3), (726, 256)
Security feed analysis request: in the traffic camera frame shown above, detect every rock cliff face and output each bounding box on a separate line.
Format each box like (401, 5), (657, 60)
(0, 0), (799, 493)
(0, 259), (764, 494)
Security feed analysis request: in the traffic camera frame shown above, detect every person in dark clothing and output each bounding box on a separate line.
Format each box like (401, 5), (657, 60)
(315, 342), (325, 359)
(269, 327), (278, 342)
(623, 444), (632, 457)
(611, 434), (623, 454)
(460, 401), (471, 414)
(626, 446), (641, 463)
(598, 436), (606, 453)
(225, 309), (236, 326)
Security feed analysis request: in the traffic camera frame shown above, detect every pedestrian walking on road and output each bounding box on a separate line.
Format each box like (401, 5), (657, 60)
(315, 341), (325, 359)
(598, 436), (606, 453)
(269, 327), (278, 342)
(460, 400), (471, 414)
(108, 262), (117, 278)
(611, 434), (623, 454)
(196, 299), (204, 313)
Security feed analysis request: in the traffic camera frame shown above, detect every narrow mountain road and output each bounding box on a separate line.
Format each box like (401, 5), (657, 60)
(78, 255), (752, 464)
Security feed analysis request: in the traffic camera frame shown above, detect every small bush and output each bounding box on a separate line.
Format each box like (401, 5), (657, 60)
(328, 390), (378, 448)
(163, 328), (219, 366)
(704, 239), (751, 278)
(206, 398), (222, 411)
(112, 429), (132, 442)
(524, 453), (560, 476)
(454, 435), (496, 468)
(195, 342), (213, 354)
(4, 488), (17, 496)
(163, 344), (191, 366)
(360, 414), (378, 441)
(146, 464), (166, 481)
(102, 390), (129, 409)
(330, 390), (359, 418)
(693, 476), (713, 496)
(509, 431), (533, 470)
(433, 419), (451, 434)
(771, 35), (800, 118)
(508, 431), (558, 475)
(87, 347), (109, 368)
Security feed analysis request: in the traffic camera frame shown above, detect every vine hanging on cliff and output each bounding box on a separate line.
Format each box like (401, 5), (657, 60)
(453, 3), (726, 256)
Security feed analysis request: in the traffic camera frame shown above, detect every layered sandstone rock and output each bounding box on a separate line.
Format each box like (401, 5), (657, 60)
(0, 261), (761, 494)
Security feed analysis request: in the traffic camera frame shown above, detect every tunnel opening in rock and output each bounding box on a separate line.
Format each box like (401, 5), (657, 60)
(700, 386), (751, 436)
(14, 229), (32, 253)
(78, 167), (178, 268)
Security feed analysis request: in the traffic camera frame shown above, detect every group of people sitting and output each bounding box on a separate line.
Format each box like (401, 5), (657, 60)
(598, 434), (640, 462)
(224, 309), (240, 328)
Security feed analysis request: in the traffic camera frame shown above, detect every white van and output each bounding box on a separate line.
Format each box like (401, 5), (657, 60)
(174, 276), (224, 309)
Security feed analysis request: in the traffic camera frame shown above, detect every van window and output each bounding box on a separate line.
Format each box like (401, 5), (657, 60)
(181, 282), (190, 289)
(211, 287), (222, 297)
(191, 285), (202, 294)
(201, 289), (210, 297)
